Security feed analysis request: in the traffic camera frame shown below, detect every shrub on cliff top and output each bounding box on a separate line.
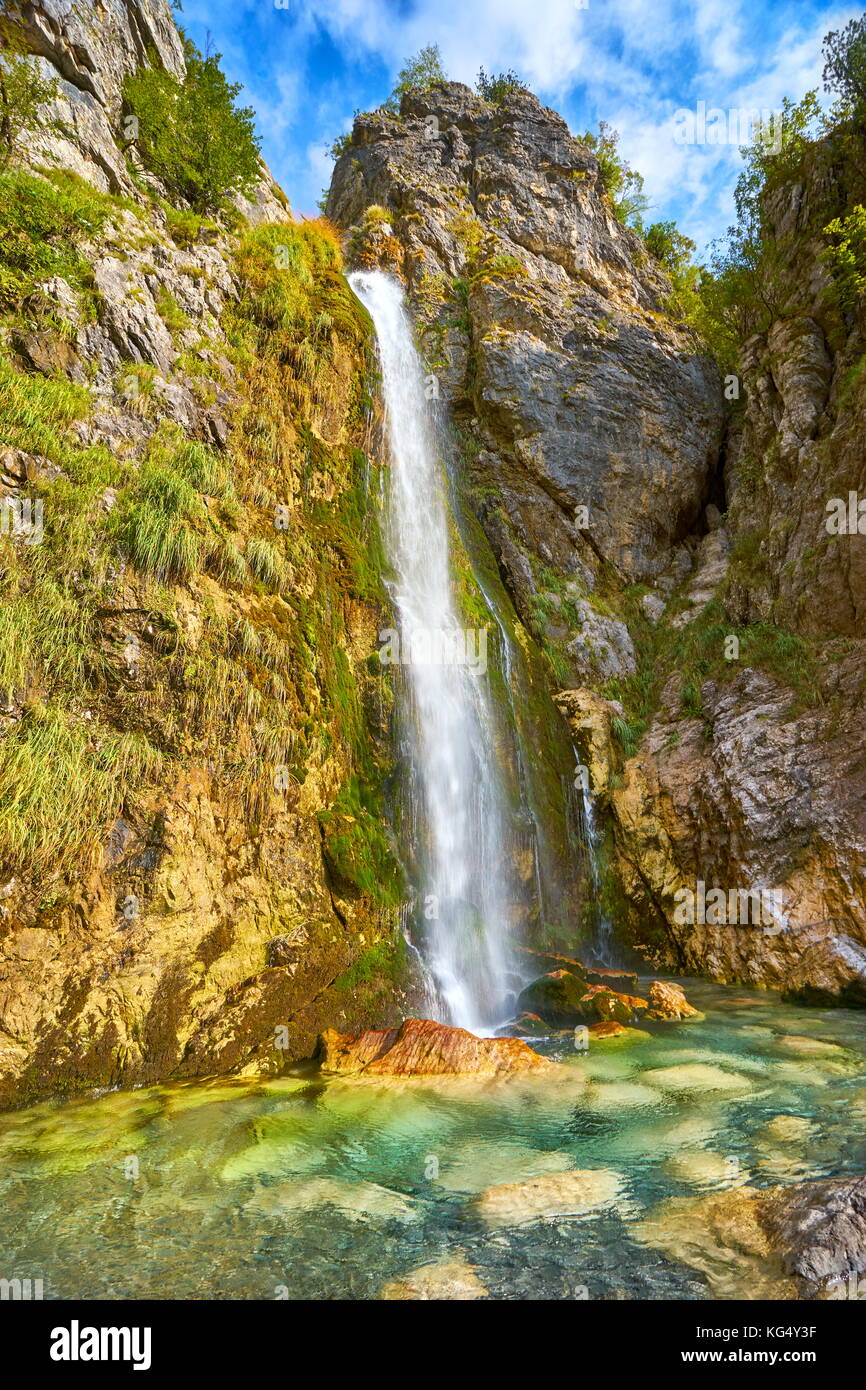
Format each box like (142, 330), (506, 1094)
(122, 35), (261, 214)
(476, 67), (529, 103)
(392, 44), (447, 101)
(823, 17), (866, 119)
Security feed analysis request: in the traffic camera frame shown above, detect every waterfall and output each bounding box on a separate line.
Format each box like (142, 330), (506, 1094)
(577, 772), (616, 967)
(350, 270), (518, 1032)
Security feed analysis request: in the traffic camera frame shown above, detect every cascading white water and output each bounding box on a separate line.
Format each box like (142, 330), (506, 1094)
(350, 270), (513, 1032)
(578, 774), (616, 966)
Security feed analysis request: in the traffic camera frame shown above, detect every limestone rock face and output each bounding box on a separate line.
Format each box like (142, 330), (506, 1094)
(318, 1018), (551, 1076)
(0, 3), (406, 1108)
(16, 0), (288, 218)
(759, 1176), (866, 1294)
(607, 664), (866, 1002)
(607, 149), (862, 1002)
(327, 83), (724, 610)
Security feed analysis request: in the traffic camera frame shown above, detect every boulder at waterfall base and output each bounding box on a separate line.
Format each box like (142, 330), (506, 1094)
(317, 1018), (551, 1075)
(516, 970), (589, 1026)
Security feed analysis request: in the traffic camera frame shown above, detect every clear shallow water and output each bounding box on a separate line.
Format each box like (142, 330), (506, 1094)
(1, 980), (864, 1301)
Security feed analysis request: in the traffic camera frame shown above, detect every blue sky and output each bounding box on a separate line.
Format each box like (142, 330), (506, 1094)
(178, 0), (862, 253)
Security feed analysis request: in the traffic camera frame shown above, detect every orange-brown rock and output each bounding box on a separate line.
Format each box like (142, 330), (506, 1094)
(318, 1017), (551, 1076)
(588, 1021), (630, 1039)
(646, 980), (700, 1020)
(583, 965), (640, 993)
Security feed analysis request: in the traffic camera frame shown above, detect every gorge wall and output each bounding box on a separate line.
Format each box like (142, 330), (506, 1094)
(0, 0), (416, 1107)
(1, 9), (864, 1110)
(327, 82), (866, 1007)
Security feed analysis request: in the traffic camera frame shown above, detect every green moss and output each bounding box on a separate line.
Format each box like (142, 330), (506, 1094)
(319, 774), (403, 906)
(331, 933), (408, 992)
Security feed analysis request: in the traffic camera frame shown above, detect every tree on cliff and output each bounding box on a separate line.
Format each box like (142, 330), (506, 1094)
(823, 17), (866, 118)
(580, 121), (648, 229)
(0, 16), (61, 167)
(382, 44), (447, 112)
(122, 34), (261, 214)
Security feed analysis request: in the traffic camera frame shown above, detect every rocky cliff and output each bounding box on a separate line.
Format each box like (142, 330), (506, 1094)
(1, 19), (863, 1112)
(327, 82), (866, 1006)
(0, 0), (415, 1107)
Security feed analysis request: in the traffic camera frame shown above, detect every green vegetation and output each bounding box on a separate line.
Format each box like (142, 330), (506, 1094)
(162, 203), (218, 249)
(0, 704), (159, 880)
(109, 434), (232, 583)
(580, 120), (648, 229)
(476, 67), (529, 103)
(672, 22), (866, 363)
(319, 774), (403, 906)
(122, 35), (261, 214)
(390, 44), (447, 105)
(823, 204), (866, 308)
(0, 167), (115, 318)
(603, 594), (819, 758)
(823, 16), (866, 119)
(0, 169), (398, 899)
(332, 933), (408, 992)
(0, 16), (61, 167)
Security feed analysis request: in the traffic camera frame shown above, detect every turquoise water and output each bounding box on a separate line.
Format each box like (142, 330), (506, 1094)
(1, 979), (864, 1300)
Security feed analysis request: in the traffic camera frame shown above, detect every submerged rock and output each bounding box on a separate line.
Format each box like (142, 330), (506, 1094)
(317, 1018), (551, 1076)
(472, 1168), (624, 1227)
(380, 1255), (487, 1300)
(588, 1022), (653, 1046)
(633, 1187), (797, 1300)
(663, 1151), (751, 1189)
(761, 1114), (818, 1144)
(642, 1063), (752, 1094)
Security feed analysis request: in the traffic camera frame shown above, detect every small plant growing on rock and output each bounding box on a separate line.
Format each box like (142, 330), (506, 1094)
(476, 68), (528, 103)
(0, 17), (62, 168)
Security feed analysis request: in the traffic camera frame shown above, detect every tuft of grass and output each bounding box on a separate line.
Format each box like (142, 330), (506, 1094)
(0, 703), (160, 880)
(246, 535), (289, 590)
(0, 166), (137, 319)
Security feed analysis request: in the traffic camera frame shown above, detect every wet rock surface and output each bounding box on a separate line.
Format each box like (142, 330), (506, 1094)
(318, 1017), (552, 1076)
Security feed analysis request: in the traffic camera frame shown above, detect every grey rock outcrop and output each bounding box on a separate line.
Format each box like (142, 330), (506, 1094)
(327, 83), (724, 612)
